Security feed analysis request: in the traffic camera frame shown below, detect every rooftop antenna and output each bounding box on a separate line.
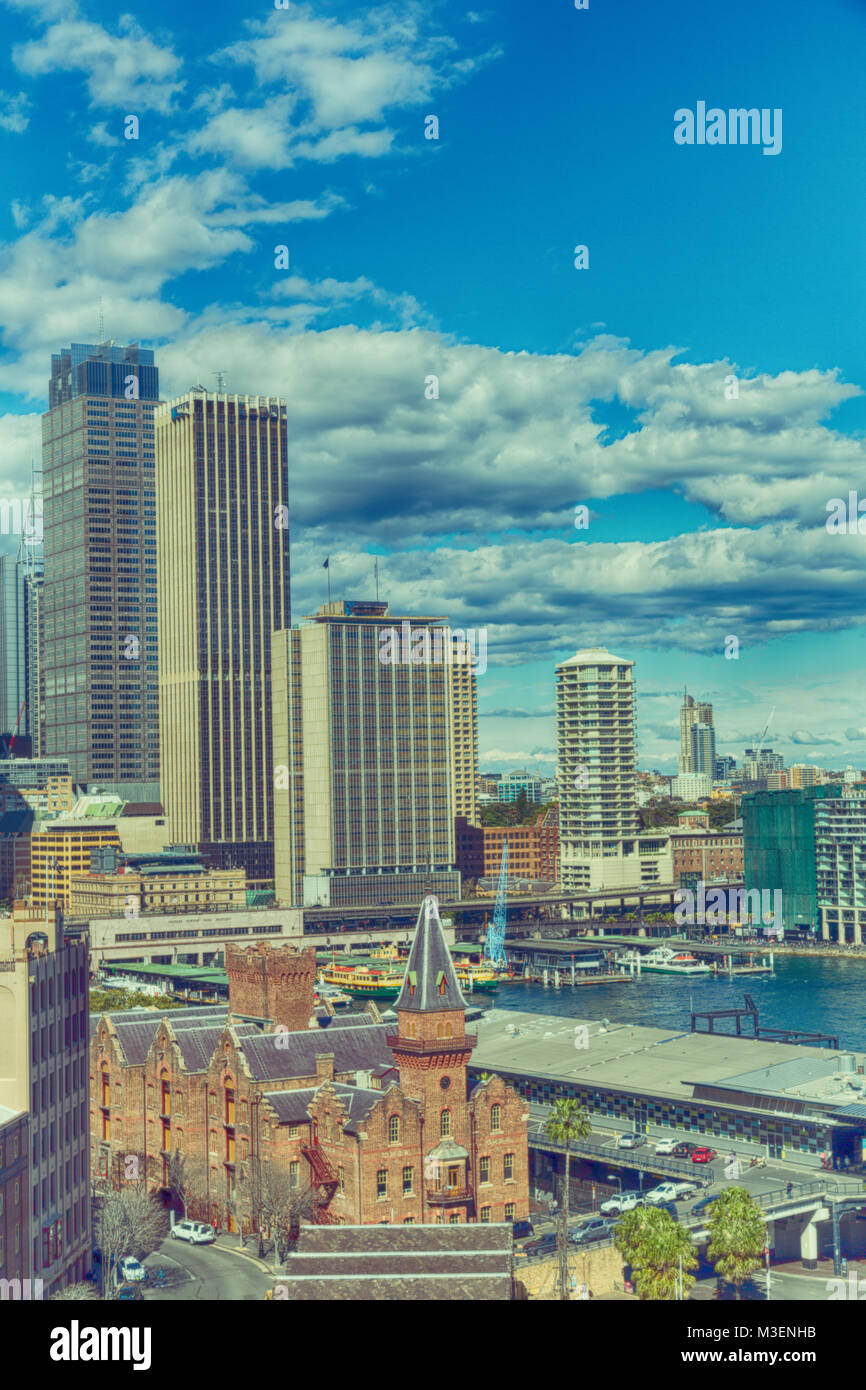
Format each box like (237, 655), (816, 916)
(374, 557), (379, 602)
(214, 371), (227, 392)
(97, 296), (104, 346)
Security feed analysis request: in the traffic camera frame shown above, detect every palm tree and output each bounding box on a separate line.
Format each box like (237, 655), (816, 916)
(706, 1188), (766, 1298)
(545, 1098), (591, 1299)
(615, 1206), (698, 1300)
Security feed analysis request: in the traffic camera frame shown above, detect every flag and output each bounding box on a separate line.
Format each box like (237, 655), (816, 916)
(323, 557), (329, 569)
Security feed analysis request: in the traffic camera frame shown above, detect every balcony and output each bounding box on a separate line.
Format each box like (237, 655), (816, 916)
(426, 1184), (473, 1206)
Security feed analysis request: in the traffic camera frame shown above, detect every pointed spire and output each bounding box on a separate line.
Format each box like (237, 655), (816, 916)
(394, 896), (466, 1013)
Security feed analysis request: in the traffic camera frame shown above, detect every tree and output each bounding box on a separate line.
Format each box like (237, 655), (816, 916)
(614, 1206), (698, 1300)
(165, 1151), (209, 1222)
(706, 1188), (766, 1298)
(50, 1281), (100, 1301)
(92, 1181), (169, 1298)
(545, 1098), (591, 1301)
(243, 1161), (316, 1269)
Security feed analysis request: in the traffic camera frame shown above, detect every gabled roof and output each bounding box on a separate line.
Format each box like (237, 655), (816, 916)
(393, 896), (466, 1014)
(239, 1023), (394, 1083)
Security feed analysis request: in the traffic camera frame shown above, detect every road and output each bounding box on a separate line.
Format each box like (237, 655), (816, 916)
(141, 1236), (273, 1302)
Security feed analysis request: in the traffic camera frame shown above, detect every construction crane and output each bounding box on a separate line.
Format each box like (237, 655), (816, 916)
(484, 839), (508, 969)
(3, 701), (26, 759)
(754, 705), (775, 749)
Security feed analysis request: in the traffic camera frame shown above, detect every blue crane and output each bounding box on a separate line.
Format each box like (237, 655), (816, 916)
(484, 838), (508, 969)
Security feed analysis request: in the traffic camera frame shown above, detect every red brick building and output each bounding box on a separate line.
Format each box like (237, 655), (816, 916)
(90, 899), (529, 1235)
(670, 825), (743, 885)
(455, 810), (559, 887)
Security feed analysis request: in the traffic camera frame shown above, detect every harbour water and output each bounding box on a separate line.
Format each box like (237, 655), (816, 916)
(489, 954), (866, 1052)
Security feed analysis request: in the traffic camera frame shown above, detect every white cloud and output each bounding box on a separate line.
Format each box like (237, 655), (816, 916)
(14, 16), (183, 113)
(0, 90), (31, 132)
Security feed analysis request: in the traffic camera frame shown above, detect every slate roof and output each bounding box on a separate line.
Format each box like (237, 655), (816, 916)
(313, 1012), (379, 1030)
(263, 1084), (381, 1130)
(282, 1223), (514, 1301)
(393, 895), (466, 1014)
(240, 1023), (394, 1082)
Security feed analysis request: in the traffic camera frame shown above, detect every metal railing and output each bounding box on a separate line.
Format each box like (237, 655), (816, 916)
(527, 1125), (711, 1183)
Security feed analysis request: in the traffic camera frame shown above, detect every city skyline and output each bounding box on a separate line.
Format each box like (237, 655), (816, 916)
(3, 0), (866, 775)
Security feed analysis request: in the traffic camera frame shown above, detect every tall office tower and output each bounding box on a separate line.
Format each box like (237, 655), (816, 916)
(23, 568), (43, 754)
(690, 720), (716, 777)
(41, 342), (160, 798)
(557, 647), (670, 891)
(448, 634), (479, 827)
(0, 556), (27, 737)
(272, 600), (461, 906)
(155, 390), (290, 879)
(0, 905), (91, 1295)
(678, 691), (714, 774)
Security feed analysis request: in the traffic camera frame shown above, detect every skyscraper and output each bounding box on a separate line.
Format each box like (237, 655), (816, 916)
(556, 647), (671, 890)
(679, 690), (713, 775)
(691, 720), (716, 777)
(448, 634), (479, 826)
(0, 556), (27, 737)
(272, 600), (461, 906)
(41, 342), (160, 796)
(155, 390), (290, 879)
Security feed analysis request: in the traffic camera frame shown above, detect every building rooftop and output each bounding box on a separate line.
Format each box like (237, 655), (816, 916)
(471, 1008), (866, 1114)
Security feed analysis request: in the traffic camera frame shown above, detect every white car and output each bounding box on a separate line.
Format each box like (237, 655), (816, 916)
(171, 1220), (215, 1245)
(118, 1256), (146, 1283)
(646, 1180), (696, 1205)
(600, 1191), (643, 1215)
(654, 1137), (677, 1155)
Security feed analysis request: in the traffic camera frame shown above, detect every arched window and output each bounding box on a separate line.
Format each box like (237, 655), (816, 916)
(440, 1109), (452, 1138)
(388, 1115), (400, 1145)
(491, 1104), (502, 1133)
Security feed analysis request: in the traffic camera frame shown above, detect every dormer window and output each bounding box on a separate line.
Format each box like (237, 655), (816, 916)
(407, 972), (417, 996)
(437, 971), (446, 996)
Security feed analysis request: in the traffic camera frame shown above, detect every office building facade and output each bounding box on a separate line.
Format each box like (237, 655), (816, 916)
(0, 556), (27, 739)
(155, 391), (290, 880)
(448, 636), (479, 827)
(41, 342), (160, 796)
(679, 691), (713, 775)
(272, 601), (460, 907)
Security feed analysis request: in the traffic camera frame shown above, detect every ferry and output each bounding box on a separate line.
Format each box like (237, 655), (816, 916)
(639, 947), (711, 976)
(319, 957), (499, 999)
(366, 943), (500, 994)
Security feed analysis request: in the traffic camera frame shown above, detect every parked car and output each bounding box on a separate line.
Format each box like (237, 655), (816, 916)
(616, 1133), (645, 1150)
(116, 1282), (143, 1301)
(654, 1137), (677, 1155)
(654, 1202), (680, 1220)
(573, 1220), (618, 1246)
(509, 1219), (534, 1240)
(691, 1147), (718, 1165)
(600, 1190), (643, 1215)
(691, 1193), (722, 1217)
(117, 1256), (146, 1284)
(518, 1234), (557, 1259)
(673, 1141), (699, 1158)
(171, 1220), (216, 1245)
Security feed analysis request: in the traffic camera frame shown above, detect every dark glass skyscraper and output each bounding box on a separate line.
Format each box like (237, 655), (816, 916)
(41, 342), (160, 795)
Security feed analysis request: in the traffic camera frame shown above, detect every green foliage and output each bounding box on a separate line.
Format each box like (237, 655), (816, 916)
(545, 1097), (592, 1149)
(706, 1188), (766, 1296)
(614, 1206), (698, 1300)
(705, 798), (736, 829)
(479, 798), (557, 829)
(89, 988), (186, 1014)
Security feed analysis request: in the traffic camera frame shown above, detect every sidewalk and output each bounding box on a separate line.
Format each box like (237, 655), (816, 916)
(211, 1234), (280, 1272)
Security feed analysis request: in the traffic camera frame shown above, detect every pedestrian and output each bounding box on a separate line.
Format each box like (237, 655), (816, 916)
(786, 1181), (793, 1198)
(845, 1155), (851, 1172)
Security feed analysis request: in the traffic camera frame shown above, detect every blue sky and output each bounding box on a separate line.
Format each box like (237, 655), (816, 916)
(1, 0), (866, 773)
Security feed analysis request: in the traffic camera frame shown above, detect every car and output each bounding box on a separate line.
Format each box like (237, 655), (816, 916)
(691, 1193), (722, 1217)
(509, 1218), (534, 1240)
(691, 1147), (718, 1164)
(572, 1220), (618, 1246)
(116, 1282), (143, 1301)
(600, 1190), (643, 1215)
(654, 1137), (677, 1155)
(654, 1202), (679, 1220)
(117, 1256), (146, 1283)
(673, 1141), (699, 1158)
(171, 1220), (216, 1245)
(644, 1182), (682, 1206)
(519, 1234), (558, 1258)
(616, 1133), (645, 1150)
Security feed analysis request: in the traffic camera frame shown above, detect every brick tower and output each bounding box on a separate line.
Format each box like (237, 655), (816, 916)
(226, 941), (316, 1033)
(388, 896), (476, 1221)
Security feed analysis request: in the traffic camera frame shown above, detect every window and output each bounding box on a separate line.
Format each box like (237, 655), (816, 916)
(402, 1165), (414, 1195)
(402, 1217), (415, 1225)
(338, 1166), (345, 1195)
(504, 1153), (514, 1181)
(288, 1124), (299, 1139)
(388, 1115), (400, 1145)
(480, 1206), (491, 1223)
(440, 1109), (452, 1138)
(377, 1169), (388, 1199)
(504, 1202), (515, 1221)
(479, 1156), (490, 1184)
(289, 1162), (299, 1188)
(448, 1213), (460, 1224)
(491, 1104), (502, 1133)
